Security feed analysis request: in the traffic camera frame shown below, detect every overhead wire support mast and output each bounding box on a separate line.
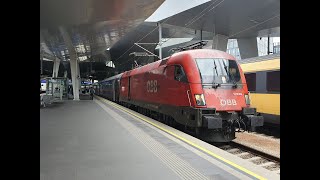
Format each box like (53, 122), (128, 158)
(41, 48), (44, 75)
(158, 22), (162, 59)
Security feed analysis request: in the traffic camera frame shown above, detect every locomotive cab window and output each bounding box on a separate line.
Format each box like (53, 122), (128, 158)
(195, 58), (241, 85)
(174, 65), (188, 82)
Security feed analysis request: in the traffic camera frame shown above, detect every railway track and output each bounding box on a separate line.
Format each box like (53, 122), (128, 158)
(213, 141), (280, 175)
(173, 123), (280, 175)
(254, 124), (280, 139)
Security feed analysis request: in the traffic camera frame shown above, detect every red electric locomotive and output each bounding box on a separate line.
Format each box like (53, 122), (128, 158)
(118, 48), (263, 142)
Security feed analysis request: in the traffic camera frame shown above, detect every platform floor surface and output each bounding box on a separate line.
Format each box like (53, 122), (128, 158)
(40, 99), (278, 180)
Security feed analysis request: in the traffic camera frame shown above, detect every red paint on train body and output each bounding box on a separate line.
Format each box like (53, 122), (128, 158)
(112, 49), (263, 142)
(120, 49), (249, 111)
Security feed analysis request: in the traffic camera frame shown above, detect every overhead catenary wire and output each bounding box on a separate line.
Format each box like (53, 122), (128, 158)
(161, 0), (224, 45)
(116, 0), (223, 66)
(185, 0), (225, 27)
(163, 1), (279, 49)
(227, 14), (280, 39)
(115, 0), (224, 65)
(184, 0), (219, 27)
(115, 26), (159, 63)
(117, 0), (279, 66)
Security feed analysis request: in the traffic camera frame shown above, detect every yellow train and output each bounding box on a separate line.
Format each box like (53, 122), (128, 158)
(239, 54), (280, 125)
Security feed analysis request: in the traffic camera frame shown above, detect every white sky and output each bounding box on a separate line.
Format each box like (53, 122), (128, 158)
(273, 37), (280, 43)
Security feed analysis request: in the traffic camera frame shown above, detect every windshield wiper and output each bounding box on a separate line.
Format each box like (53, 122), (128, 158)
(222, 60), (237, 88)
(212, 60), (220, 88)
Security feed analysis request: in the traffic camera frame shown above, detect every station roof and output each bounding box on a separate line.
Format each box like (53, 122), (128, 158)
(40, 0), (165, 61)
(146, 0), (280, 38)
(40, 0), (280, 77)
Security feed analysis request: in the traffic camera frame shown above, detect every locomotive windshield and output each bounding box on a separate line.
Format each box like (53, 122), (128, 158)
(195, 58), (241, 85)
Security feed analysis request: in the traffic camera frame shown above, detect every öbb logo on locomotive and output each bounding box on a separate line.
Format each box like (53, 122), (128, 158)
(220, 99), (237, 106)
(147, 80), (158, 93)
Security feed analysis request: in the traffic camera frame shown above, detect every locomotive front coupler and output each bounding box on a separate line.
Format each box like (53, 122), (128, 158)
(241, 107), (264, 132)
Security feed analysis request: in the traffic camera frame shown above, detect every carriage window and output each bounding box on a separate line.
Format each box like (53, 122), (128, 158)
(267, 71), (280, 92)
(244, 73), (256, 92)
(174, 66), (188, 82)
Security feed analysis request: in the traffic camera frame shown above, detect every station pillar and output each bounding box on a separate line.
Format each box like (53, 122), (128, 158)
(59, 26), (80, 100)
(52, 57), (60, 78)
(212, 34), (228, 51)
(237, 37), (258, 59)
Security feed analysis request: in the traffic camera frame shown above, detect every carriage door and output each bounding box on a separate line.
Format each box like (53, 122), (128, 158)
(114, 79), (119, 102)
(128, 76), (131, 101)
(112, 80), (115, 101)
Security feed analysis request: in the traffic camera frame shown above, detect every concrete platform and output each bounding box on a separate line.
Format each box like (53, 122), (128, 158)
(40, 97), (280, 180)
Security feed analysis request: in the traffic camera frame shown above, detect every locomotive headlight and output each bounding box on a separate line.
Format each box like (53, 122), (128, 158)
(244, 94), (250, 105)
(195, 94), (206, 106)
